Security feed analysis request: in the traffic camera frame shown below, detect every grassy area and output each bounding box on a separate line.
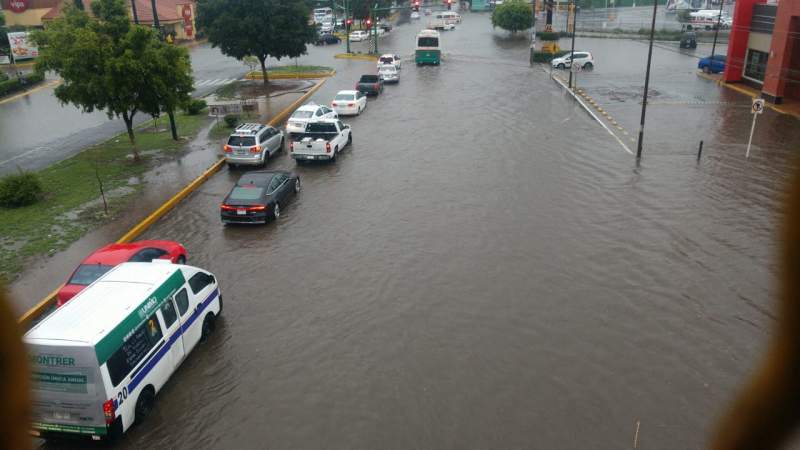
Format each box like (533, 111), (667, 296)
(267, 65), (332, 74)
(0, 111), (210, 282)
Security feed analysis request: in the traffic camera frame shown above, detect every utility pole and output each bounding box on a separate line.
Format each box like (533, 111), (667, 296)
(635, 0), (658, 159)
(567, 0), (577, 89)
(150, 0), (160, 35)
(131, 0), (140, 24)
(529, 0), (536, 66)
(710, 0), (724, 60)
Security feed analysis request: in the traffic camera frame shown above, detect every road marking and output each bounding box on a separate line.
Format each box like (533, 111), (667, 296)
(0, 79), (62, 106)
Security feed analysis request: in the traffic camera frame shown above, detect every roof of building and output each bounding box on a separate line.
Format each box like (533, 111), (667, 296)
(132, 0), (193, 24)
(0, 0), (59, 10)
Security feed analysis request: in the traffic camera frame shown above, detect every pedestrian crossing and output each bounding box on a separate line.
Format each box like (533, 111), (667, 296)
(194, 78), (241, 88)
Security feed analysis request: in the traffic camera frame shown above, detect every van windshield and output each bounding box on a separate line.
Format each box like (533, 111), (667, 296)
(69, 264), (113, 286)
(418, 37), (439, 47)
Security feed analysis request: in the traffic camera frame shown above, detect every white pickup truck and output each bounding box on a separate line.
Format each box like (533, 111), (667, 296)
(290, 119), (352, 163)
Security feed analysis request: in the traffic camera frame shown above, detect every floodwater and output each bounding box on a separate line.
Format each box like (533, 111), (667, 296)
(38, 7), (799, 450)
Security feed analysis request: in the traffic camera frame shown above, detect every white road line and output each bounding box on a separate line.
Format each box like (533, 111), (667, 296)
(195, 80), (213, 87)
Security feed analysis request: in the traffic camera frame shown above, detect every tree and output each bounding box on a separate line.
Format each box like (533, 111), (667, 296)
(197, 0), (317, 85)
(491, 0), (533, 34)
(141, 41), (193, 141)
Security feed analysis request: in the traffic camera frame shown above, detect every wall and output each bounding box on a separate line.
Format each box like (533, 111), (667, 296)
(762, 0), (800, 102)
(723, 0), (767, 83)
(2, 8), (50, 26)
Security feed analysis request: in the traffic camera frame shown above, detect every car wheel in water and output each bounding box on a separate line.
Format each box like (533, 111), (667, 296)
(279, 137), (285, 152)
(200, 314), (216, 342)
(177, 255), (186, 264)
(703, 66), (711, 74)
(348, 134), (352, 146)
(583, 62), (593, 70)
(134, 388), (155, 424)
(330, 149), (337, 163)
(557, 63), (565, 69)
(294, 178), (301, 193)
(272, 202), (281, 220)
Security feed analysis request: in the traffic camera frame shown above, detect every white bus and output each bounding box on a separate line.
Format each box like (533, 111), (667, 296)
(25, 262), (223, 441)
(313, 7), (333, 22)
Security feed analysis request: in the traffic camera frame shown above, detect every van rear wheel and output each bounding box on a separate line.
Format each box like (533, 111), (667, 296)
(134, 387), (155, 424)
(201, 313), (216, 342)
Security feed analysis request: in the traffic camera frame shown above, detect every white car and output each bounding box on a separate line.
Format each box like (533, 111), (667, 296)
(411, 11), (420, 19)
(551, 51), (594, 70)
(285, 103), (338, 135)
(377, 53), (402, 69)
(331, 90), (367, 116)
(378, 64), (400, 83)
(349, 30), (368, 41)
(290, 119), (352, 163)
(320, 22), (333, 33)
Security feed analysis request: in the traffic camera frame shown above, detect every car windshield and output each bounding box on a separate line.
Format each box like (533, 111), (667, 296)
(291, 110), (315, 119)
(228, 186), (264, 201)
(227, 135), (255, 146)
(335, 94), (355, 100)
(380, 57), (393, 64)
(68, 264), (113, 286)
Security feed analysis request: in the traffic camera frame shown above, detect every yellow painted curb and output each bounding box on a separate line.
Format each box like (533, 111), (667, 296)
(245, 70), (335, 80)
(0, 79), (62, 106)
(335, 53), (379, 61)
(18, 78), (328, 327)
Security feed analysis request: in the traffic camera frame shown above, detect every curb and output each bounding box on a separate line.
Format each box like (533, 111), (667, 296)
(245, 70), (335, 80)
(335, 53), (379, 61)
(17, 78), (328, 328)
(0, 79), (62, 106)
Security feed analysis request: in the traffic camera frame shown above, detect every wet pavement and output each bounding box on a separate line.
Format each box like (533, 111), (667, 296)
(28, 6), (800, 450)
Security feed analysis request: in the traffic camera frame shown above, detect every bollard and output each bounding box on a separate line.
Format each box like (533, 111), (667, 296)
(697, 140), (703, 160)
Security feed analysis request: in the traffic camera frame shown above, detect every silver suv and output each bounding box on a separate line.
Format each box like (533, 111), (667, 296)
(223, 123), (284, 167)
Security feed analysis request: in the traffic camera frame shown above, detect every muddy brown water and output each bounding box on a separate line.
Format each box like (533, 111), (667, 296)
(36, 9), (800, 450)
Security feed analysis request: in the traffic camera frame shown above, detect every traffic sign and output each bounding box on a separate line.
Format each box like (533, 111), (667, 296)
(751, 98), (765, 115)
(570, 63), (581, 73)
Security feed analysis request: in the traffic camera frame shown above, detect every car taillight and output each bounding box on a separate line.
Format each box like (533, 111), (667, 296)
(250, 145), (261, 153)
(347, 103), (354, 107)
(326, 142), (331, 153)
(220, 204), (236, 211)
(223, 145), (233, 153)
(103, 399), (116, 425)
(249, 205), (267, 211)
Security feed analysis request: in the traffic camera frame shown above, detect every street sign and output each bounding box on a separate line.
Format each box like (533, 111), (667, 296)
(751, 98), (764, 115)
(570, 63), (581, 73)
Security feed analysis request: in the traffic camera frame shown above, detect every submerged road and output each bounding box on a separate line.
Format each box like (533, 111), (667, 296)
(41, 7), (799, 450)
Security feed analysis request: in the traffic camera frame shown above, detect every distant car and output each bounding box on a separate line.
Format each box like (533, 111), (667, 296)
(378, 64), (400, 83)
(223, 123), (284, 167)
(356, 74), (384, 96)
(411, 11), (420, 19)
(698, 54), (725, 73)
(551, 51), (594, 70)
(285, 103), (338, 135)
(319, 21), (334, 33)
(316, 32), (341, 45)
(424, 8), (432, 15)
(379, 23), (392, 33)
(56, 241), (187, 306)
(349, 30), (368, 41)
(220, 170), (301, 224)
(679, 31), (697, 49)
(331, 90), (367, 116)
(377, 53), (402, 69)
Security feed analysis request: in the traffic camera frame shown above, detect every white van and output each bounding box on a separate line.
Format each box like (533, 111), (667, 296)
(429, 13), (455, 30)
(442, 11), (461, 24)
(25, 262), (223, 441)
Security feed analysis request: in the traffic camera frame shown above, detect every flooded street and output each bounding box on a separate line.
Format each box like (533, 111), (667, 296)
(38, 9), (798, 450)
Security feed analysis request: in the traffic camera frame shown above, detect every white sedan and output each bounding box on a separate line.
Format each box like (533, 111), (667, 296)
(331, 90), (367, 116)
(378, 64), (399, 83)
(349, 30), (368, 42)
(411, 11), (420, 19)
(285, 103), (338, 135)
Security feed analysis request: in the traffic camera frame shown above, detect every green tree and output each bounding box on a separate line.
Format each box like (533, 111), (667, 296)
(197, 0), (317, 85)
(142, 41), (194, 141)
(491, 0), (533, 34)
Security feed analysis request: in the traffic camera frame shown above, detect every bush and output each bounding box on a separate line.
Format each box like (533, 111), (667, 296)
(0, 72), (8, 82)
(532, 50), (569, 63)
(537, 31), (560, 41)
(0, 171), (43, 208)
(491, 0), (533, 33)
(223, 114), (240, 128)
(0, 72), (45, 97)
(183, 99), (207, 115)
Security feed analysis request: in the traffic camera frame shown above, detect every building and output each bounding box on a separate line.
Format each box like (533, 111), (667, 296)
(724, 0), (800, 104)
(1, 0), (197, 41)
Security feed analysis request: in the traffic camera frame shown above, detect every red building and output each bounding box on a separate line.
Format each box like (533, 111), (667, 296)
(724, 0), (800, 104)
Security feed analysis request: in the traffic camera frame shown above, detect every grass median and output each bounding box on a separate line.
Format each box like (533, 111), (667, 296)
(0, 111), (210, 283)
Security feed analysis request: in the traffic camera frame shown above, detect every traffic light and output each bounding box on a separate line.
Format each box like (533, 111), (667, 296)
(346, 18), (353, 29)
(366, 18), (372, 28)
(413, 0), (420, 11)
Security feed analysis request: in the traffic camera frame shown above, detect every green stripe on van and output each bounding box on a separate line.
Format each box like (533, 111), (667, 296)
(95, 270), (186, 364)
(32, 422), (108, 435)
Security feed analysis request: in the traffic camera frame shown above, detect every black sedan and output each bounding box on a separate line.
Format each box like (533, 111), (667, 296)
(316, 33), (341, 45)
(220, 170), (301, 224)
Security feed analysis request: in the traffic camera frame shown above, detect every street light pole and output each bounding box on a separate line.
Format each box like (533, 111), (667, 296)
(345, 0), (351, 53)
(710, 0), (724, 60)
(635, 0), (658, 159)
(131, 0), (140, 24)
(567, 0), (576, 89)
(150, 0), (160, 35)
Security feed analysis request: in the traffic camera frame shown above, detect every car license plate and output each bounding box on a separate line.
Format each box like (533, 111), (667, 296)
(236, 150), (247, 155)
(306, 155), (315, 160)
(237, 209), (246, 215)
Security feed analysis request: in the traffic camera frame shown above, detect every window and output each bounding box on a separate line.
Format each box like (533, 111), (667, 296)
(106, 312), (163, 386)
(188, 272), (214, 295)
(267, 176), (283, 192)
(315, 109), (323, 117)
(228, 186), (264, 201)
(291, 110), (314, 119)
(129, 248), (168, 262)
(227, 135), (256, 146)
(175, 288), (190, 316)
(161, 299), (178, 328)
(68, 264), (113, 286)
(335, 94), (355, 101)
(744, 50), (768, 82)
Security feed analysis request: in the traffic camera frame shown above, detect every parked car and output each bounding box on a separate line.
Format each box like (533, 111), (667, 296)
(411, 11), (420, 19)
(220, 170), (301, 224)
(698, 54), (726, 73)
(551, 51), (594, 70)
(349, 30), (368, 41)
(290, 119), (352, 163)
(356, 74), (384, 96)
(679, 31), (697, 49)
(285, 103), (338, 135)
(378, 64), (400, 83)
(316, 32), (341, 45)
(424, 8), (432, 15)
(331, 90), (368, 116)
(56, 240), (187, 306)
(377, 53), (402, 69)
(223, 123), (284, 167)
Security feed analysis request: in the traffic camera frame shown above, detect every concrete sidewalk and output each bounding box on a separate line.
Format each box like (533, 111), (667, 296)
(697, 71), (800, 120)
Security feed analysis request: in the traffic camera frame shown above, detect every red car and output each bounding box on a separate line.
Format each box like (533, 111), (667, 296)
(56, 240), (187, 307)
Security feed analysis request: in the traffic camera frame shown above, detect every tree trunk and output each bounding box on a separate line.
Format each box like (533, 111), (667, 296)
(259, 56), (269, 86)
(167, 109), (178, 141)
(122, 111), (140, 162)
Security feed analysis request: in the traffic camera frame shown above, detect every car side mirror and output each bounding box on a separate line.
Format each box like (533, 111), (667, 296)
(344, 124), (350, 129)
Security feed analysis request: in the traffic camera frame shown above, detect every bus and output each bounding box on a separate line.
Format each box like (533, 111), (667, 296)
(313, 7), (333, 22)
(25, 262), (223, 441)
(415, 29), (441, 65)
